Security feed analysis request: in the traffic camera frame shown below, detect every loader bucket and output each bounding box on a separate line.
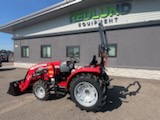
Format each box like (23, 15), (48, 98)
(7, 80), (22, 96)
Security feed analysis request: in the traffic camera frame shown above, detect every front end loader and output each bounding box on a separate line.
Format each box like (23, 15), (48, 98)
(7, 23), (112, 111)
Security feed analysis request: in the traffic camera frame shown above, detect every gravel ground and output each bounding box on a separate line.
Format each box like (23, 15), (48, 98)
(0, 63), (160, 120)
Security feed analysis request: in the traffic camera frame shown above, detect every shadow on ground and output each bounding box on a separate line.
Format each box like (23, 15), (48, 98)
(101, 81), (141, 112)
(24, 88), (66, 100)
(0, 68), (16, 71)
(7, 79), (141, 112)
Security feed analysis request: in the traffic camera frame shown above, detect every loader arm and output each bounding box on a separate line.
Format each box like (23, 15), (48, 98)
(7, 63), (50, 96)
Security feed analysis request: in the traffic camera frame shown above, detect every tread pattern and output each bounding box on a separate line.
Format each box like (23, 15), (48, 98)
(33, 80), (50, 100)
(69, 73), (107, 111)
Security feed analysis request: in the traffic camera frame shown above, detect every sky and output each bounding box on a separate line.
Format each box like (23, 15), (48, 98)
(0, 0), (63, 51)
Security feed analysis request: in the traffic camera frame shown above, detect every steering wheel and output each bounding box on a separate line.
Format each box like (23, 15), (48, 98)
(70, 57), (79, 63)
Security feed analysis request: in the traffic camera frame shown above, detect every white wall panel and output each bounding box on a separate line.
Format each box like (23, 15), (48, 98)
(14, 0), (160, 37)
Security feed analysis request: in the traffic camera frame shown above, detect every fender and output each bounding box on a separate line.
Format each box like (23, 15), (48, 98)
(58, 66), (101, 90)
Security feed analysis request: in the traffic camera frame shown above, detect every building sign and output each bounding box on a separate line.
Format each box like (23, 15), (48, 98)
(70, 2), (132, 28)
(16, 0), (160, 37)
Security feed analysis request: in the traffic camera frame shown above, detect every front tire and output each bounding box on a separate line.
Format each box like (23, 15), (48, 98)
(69, 73), (107, 111)
(33, 80), (50, 100)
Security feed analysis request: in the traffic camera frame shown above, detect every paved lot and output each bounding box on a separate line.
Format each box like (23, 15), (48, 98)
(0, 63), (160, 120)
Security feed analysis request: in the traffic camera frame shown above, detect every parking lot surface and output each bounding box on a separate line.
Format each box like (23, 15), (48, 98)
(0, 63), (160, 120)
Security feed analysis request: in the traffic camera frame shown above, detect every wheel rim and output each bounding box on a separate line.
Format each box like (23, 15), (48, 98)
(74, 82), (98, 107)
(34, 85), (45, 99)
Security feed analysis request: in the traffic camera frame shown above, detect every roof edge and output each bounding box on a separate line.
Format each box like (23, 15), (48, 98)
(0, 0), (83, 33)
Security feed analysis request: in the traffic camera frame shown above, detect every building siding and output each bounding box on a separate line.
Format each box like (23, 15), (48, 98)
(14, 25), (160, 70)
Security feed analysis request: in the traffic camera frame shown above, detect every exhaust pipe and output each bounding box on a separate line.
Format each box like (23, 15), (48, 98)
(7, 80), (23, 96)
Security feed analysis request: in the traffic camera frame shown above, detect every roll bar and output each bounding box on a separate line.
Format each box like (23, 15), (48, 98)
(98, 23), (110, 67)
(98, 23), (109, 55)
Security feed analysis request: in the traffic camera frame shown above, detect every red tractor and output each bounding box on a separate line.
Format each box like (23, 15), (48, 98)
(8, 23), (112, 111)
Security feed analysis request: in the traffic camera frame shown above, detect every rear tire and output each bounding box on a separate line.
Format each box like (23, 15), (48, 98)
(33, 80), (50, 100)
(69, 73), (107, 111)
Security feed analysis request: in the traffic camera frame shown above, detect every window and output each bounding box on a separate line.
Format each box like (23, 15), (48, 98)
(108, 44), (117, 57)
(41, 45), (51, 58)
(21, 46), (29, 58)
(66, 46), (80, 57)
(99, 44), (117, 57)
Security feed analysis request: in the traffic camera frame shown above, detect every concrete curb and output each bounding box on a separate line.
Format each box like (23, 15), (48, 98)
(107, 67), (160, 80)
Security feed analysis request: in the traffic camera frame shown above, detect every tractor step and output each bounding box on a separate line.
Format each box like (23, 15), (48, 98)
(55, 87), (67, 95)
(7, 80), (23, 96)
(55, 91), (66, 95)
